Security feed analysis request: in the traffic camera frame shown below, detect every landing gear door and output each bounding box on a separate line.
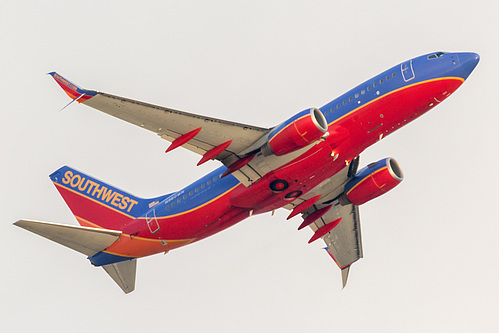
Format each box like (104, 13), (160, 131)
(401, 60), (415, 82)
(146, 209), (160, 234)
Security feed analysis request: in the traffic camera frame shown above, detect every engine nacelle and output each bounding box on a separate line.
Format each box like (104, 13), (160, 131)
(261, 108), (328, 156)
(343, 158), (403, 205)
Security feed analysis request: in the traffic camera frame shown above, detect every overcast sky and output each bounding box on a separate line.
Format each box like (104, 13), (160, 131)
(2, 1), (498, 332)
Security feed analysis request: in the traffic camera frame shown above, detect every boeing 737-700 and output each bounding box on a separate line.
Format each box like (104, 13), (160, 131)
(15, 51), (479, 293)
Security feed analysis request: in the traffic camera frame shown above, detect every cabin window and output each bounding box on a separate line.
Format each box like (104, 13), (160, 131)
(219, 173), (223, 178)
(367, 86), (371, 91)
(207, 180), (211, 186)
(324, 110), (328, 116)
(330, 106), (334, 113)
(195, 187), (199, 193)
(386, 75), (390, 80)
(177, 198), (181, 203)
(171, 202), (175, 207)
(213, 176), (217, 182)
(355, 93), (359, 98)
(201, 183), (205, 189)
(165, 205), (170, 211)
(337, 103), (341, 108)
(189, 190), (193, 196)
(392, 72), (396, 77)
(343, 100), (347, 105)
(349, 96), (353, 102)
(361, 89), (365, 95)
(373, 82), (378, 88)
(380, 79), (383, 84)
(183, 194), (187, 200)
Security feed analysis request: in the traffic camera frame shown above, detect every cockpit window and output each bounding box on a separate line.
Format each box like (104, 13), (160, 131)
(428, 52), (446, 60)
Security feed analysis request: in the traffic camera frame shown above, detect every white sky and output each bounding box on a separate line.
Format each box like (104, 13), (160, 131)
(2, 1), (499, 332)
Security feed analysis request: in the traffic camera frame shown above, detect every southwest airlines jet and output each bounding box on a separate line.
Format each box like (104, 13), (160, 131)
(15, 52), (479, 293)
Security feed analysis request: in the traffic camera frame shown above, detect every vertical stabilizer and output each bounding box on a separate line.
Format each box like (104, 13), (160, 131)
(49, 166), (170, 230)
(102, 259), (137, 294)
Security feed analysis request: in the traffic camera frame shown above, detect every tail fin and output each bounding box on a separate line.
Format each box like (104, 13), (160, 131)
(50, 166), (169, 230)
(14, 220), (136, 293)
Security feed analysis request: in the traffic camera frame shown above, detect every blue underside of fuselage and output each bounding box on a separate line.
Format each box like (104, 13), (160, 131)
(88, 251), (134, 266)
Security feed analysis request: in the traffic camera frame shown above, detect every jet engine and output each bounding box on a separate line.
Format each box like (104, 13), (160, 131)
(261, 108), (328, 156)
(343, 158), (403, 205)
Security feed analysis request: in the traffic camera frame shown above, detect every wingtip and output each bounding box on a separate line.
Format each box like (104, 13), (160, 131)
(341, 266), (350, 289)
(47, 72), (97, 104)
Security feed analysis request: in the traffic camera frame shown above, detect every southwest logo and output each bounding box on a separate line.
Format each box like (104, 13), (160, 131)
(61, 170), (138, 213)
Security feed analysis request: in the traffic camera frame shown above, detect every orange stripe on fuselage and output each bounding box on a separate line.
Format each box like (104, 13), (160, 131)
(74, 215), (195, 257)
(103, 234), (195, 258)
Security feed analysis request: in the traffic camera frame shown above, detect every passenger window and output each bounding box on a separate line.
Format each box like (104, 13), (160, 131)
(354, 93), (359, 98)
(324, 110), (328, 116)
(183, 194), (187, 200)
(343, 100), (347, 105)
(171, 202), (175, 207)
(386, 75), (390, 80)
(380, 79), (383, 84)
(177, 198), (181, 203)
(213, 176), (217, 182)
(349, 96), (353, 102)
(207, 180), (211, 185)
(166, 205), (170, 211)
(392, 72), (396, 77)
(201, 184), (205, 189)
(373, 82), (377, 87)
(361, 89), (365, 95)
(367, 86), (371, 91)
(195, 187), (199, 192)
(189, 190), (193, 196)
(337, 103), (341, 108)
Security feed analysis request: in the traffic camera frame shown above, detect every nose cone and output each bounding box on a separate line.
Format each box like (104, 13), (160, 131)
(457, 52), (480, 80)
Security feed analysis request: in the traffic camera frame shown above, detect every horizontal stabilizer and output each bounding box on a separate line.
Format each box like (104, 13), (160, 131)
(102, 259), (137, 294)
(14, 220), (121, 256)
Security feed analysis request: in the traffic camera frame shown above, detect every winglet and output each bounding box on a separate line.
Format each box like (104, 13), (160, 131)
(48, 72), (97, 102)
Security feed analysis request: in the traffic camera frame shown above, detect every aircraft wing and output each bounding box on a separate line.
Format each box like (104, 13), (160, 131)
(49, 72), (269, 163)
(286, 158), (363, 287)
(309, 201), (363, 287)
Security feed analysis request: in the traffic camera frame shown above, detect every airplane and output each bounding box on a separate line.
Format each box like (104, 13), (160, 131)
(14, 51), (479, 293)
